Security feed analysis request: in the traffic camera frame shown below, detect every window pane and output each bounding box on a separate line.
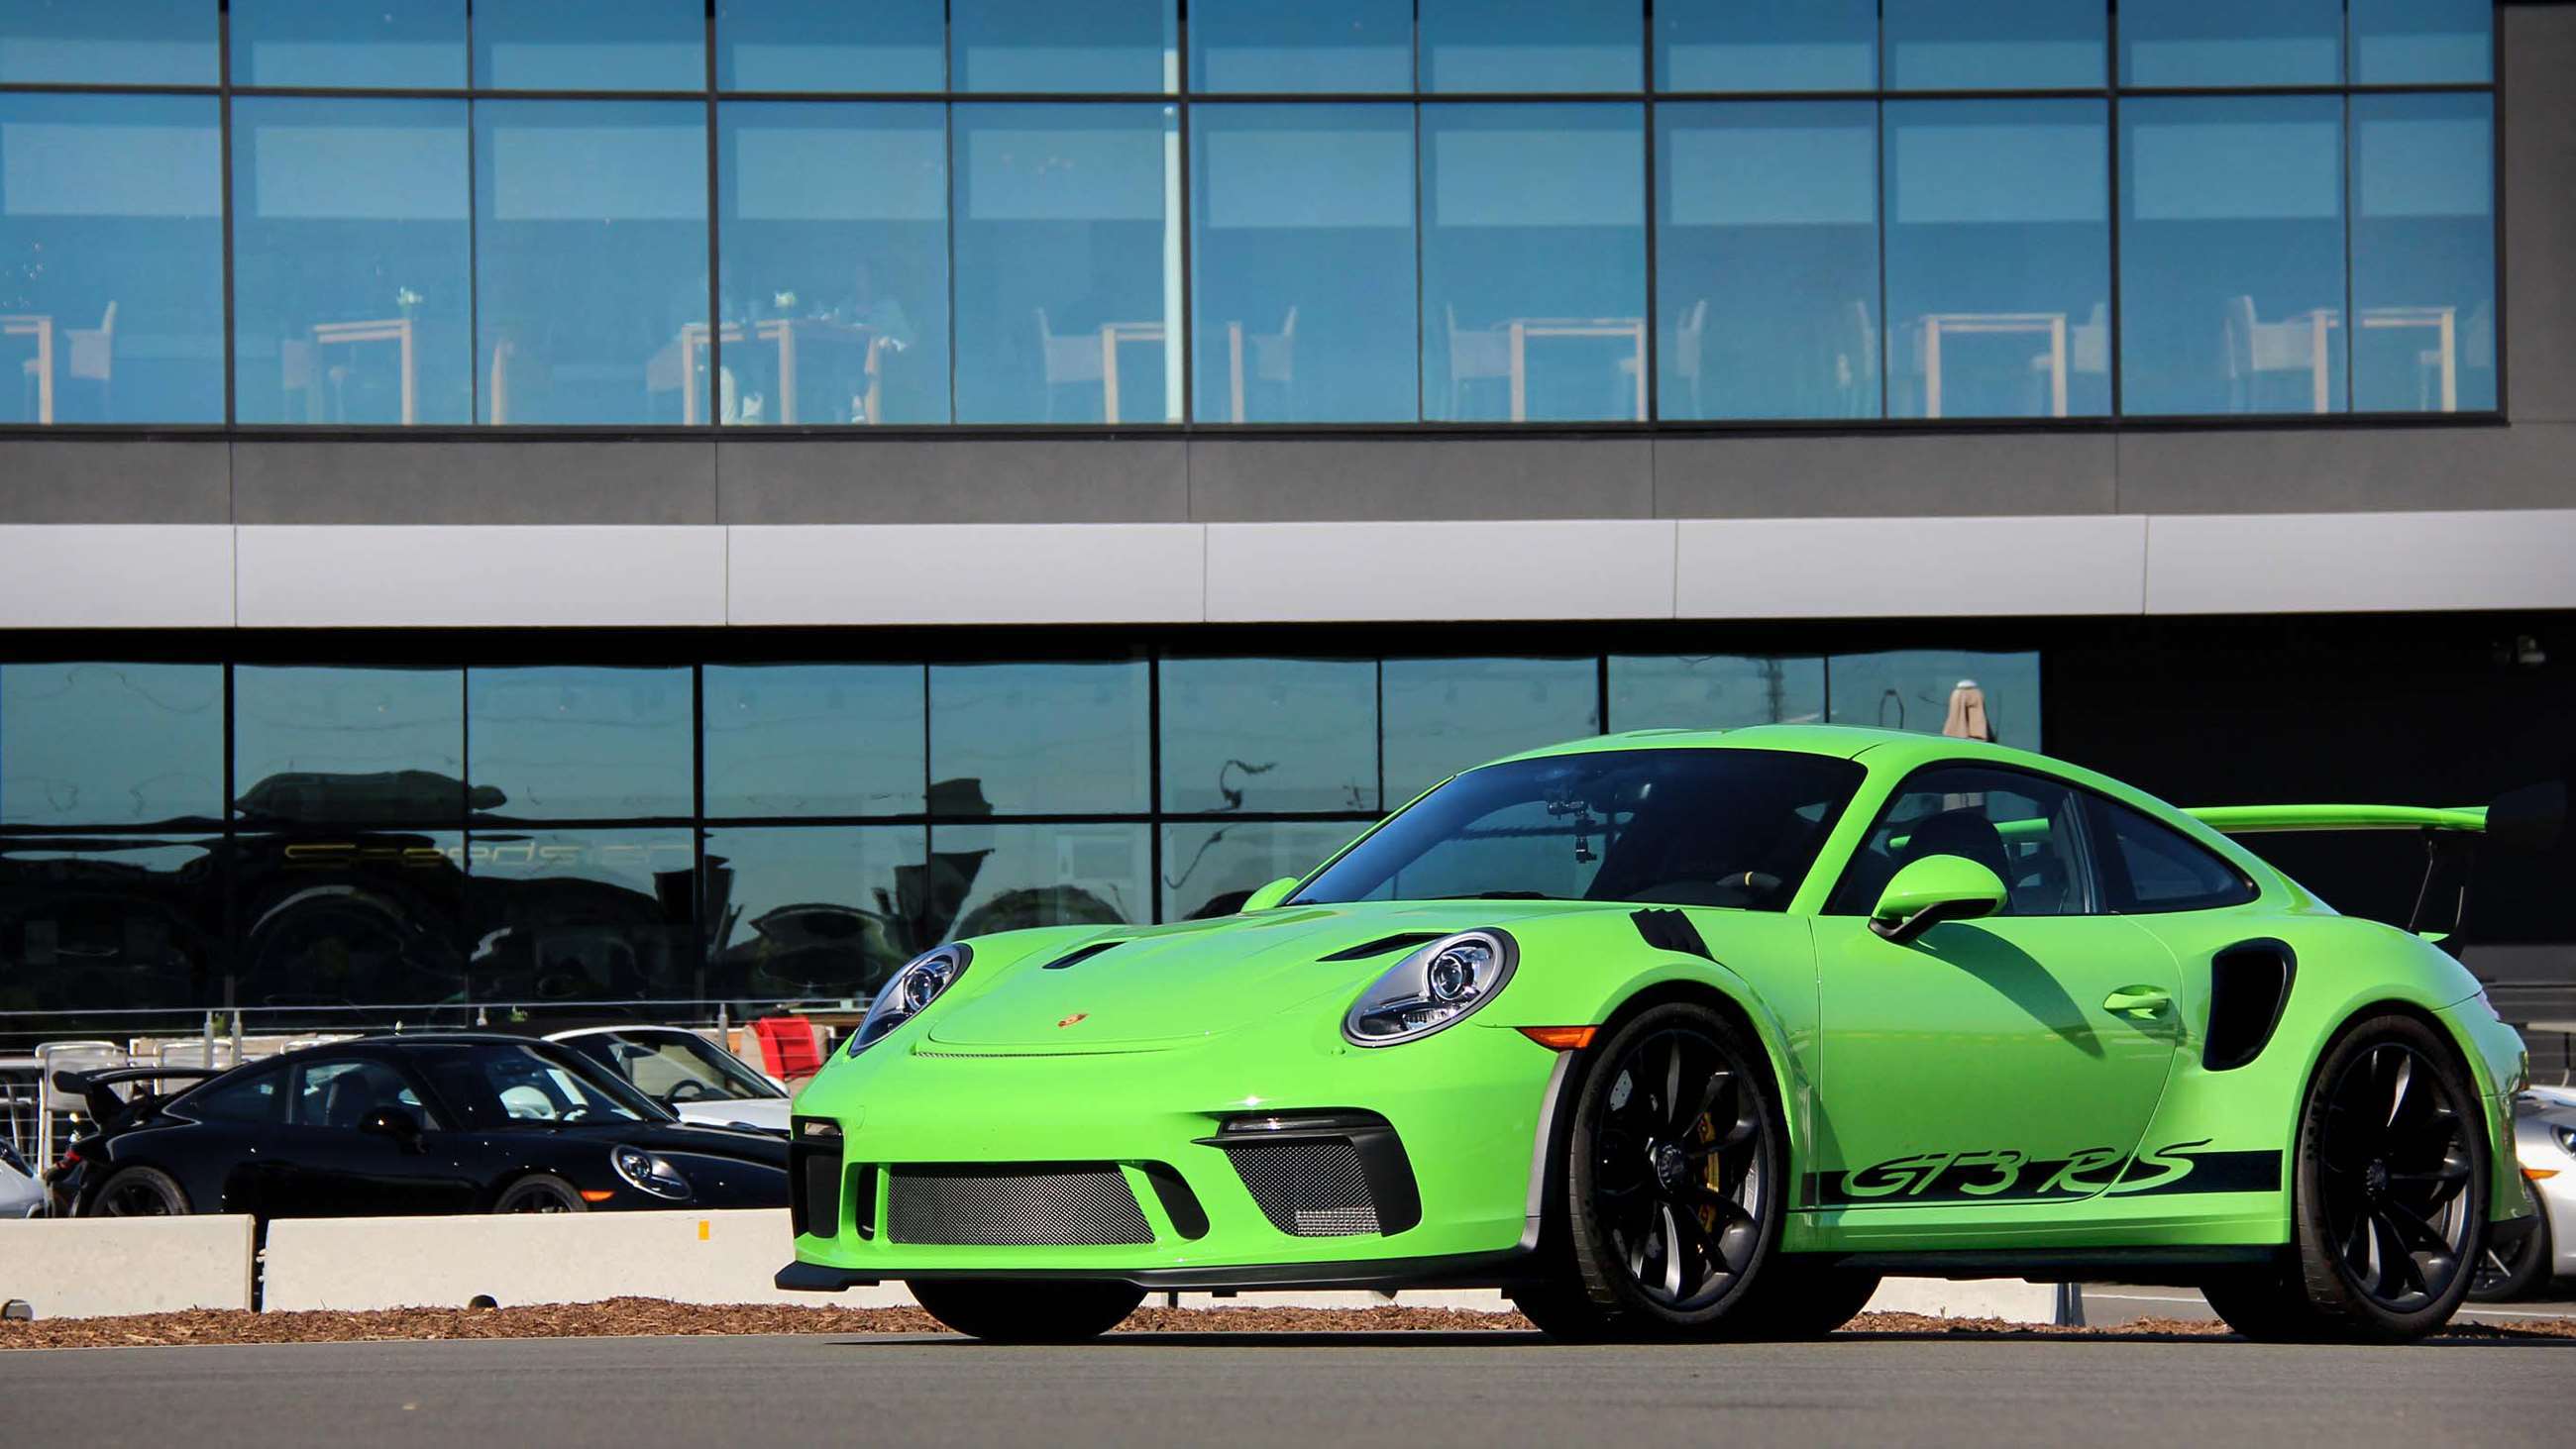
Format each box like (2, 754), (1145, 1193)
(704, 826), (926, 1001)
(1656, 0), (1875, 93)
(1158, 658), (1376, 813)
(0, 0), (214, 85)
(703, 665), (925, 817)
(0, 663), (221, 827)
(1382, 658), (1598, 804)
(1423, 104), (1646, 422)
(2119, 0), (2340, 88)
(1884, 0), (2104, 91)
(2351, 0), (2491, 84)
(2117, 95), (2344, 417)
(1420, 0), (1641, 93)
(0, 837), (222, 1016)
(234, 666), (466, 826)
(929, 661), (1149, 815)
(952, 0), (1175, 93)
(1885, 99), (2108, 421)
(234, 832), (468, 1007)
(467, 666), (693, 821)
(1828, 768), (2089, 916)
(472, 0), (705, 91)
(1161, 820), (1357, 921)
(2090, 798), (2253, 913)
(952, 104), (1179, 423)
(930, 823), (1148, 939)
(232, 98), (472, 427)
(474, 101), (708, 425)
(466, 830), (696, 1005)
(1190, 0), (1410, 94)
(1192, 104), (1416, 422)
(1608, 656), (1825, 731)
(0, 94), (224, 426)
(718, 102), (950, 425)
(2353, 94), (2495, 415)
(716, 0), (944, 92)
(1658, 102), (1878, 420)
(1825, 650), (2042, 752)
(230, 0), (466, 88)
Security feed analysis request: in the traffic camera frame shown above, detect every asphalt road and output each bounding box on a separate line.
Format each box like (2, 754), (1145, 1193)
(2078, 1283), (2576, 1328)
(5, 1329), (2568, 1449)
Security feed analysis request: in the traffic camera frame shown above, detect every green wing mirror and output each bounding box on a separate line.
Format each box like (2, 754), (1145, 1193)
(1870, 855), (2007, 944)
(1239, 876), (1300, 913)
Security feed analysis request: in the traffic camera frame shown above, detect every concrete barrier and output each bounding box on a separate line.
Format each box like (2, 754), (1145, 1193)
(0, 1215), (255, 1319)
(1865, 1276), (2066, 1323)
(263, 1208), (916, 1311)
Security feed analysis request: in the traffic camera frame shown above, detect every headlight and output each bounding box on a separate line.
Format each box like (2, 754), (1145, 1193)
(848, 944), (973, 1057)
(1342, 929), (1518, 1047)
(2554, 1124), (2576, 1158)
(610, 1146), (692, 1201)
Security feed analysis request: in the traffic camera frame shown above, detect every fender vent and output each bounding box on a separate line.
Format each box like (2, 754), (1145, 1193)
(1631, 908), (1711, 961)
(1319, 933), (1445, 963)
(1042, 941), (1126, 971)
(2203, 939), (2297, 1073)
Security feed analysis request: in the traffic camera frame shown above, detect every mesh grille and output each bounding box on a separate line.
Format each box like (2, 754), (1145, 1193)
(885, 1165), (1152, 1246)
(1226, 1138), (1381, 1237)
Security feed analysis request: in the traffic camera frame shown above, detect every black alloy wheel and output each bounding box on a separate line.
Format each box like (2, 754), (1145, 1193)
(491, 1174), (589, 1214)
(94, 1165), (189, 1217)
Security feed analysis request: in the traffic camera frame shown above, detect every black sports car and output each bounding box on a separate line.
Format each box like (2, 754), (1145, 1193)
(51, 1034), (789, 1218)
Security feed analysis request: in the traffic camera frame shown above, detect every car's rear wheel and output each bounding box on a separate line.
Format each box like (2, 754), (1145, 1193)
(93, 1165), (189, 1217)
(1519, 1001), (1790, 1342)
(491, 1174), (589, 1214)
(2469, 1202), (2551, 1302)
(908, 1279), (1145, 1342)
(2202, 1013), (2488, 1343)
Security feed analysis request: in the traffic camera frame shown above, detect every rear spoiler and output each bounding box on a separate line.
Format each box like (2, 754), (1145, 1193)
(51, 1066), (224, 1124)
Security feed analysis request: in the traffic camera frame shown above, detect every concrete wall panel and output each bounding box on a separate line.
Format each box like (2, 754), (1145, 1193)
(729, 523), (1205, 624)
(1189, 438), (1654, 521)
(720, 439), (1189, 524)
(0, 440), (231, 523)
(1675, 515), (2148, 618)
(234, 441), (717, 525)
(0, 1216), (255, 1318)
(1655, 433), (2119, 518)
(2115, 426), (2573, 515)
(1205, 520), (1676, 622)
(237, 525), (726, 627)
(0, 524), (234, 627)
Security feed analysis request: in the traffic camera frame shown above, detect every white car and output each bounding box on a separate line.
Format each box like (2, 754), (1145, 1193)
(0, 1137), (42, 1218)
(2471, 1084), (2576, 1299)
(534, 1023), (795, 1135)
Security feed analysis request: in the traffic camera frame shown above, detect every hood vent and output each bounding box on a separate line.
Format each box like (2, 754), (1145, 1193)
(1318, 932), (1447, 963)
(1041, 941), (1127, 971)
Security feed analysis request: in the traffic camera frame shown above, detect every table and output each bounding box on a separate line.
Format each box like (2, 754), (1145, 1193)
(1919, 312), (2068, 420)
(310, 316), (417, 425)
(2361, 305), (2458, 413)
(1507, 317), (1647, 423)
(3, 314), (54, 424)
(678, 318), (886, 425)
(1098, 320), (1167, 425)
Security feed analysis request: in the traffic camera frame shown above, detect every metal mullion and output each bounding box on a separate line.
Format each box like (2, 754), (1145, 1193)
(1641, 11), (1659, 426)
(2106, 23), (2122, 422)
(1174, 3), (1195, 426)
(704, 0), (722, 433)
(0, 81), (222, 96)
(2340, 89), (2354, 415)
(218, 8), (237, 428)
(2489, 7), (2510, 419)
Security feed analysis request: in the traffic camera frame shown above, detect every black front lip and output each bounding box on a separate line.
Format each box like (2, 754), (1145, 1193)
(775, 1248), (1533, 1294)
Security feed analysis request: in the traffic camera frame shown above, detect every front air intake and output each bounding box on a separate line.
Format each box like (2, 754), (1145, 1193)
(884, 1164), (1153, 1246)
(1200, 1110), (1422, 1237)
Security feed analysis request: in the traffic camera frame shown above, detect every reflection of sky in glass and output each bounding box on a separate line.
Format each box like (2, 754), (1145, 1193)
(2352, 94), (2495, 413)
(703, 825), (925, 992)
(1191, 0), (1410, 93)
(1825, 651), (2042, 752)
(1383, 658), (1599, 803)
(703, 665), (926, 817)
(930, 662), (1150, 814)
(1160, 658), (1376, 813)
(230, 0), (466, 88)
(934, 823), (1149, 937)
(1162, 820), (1358, 920)
(0, 664), (222, 826)
(1608, 656), (1825, 732)
(473, 0), (704, 90)
(1420, 0), (1642, 93)
(234, 666), (464, 803)
(717, 0), (944, 92)
(468, 667), (693, 820)
(231, 97), (473, 426)
(0, 0), (215, 84)
(953, 0), (1176, 93)
(2350, 0), (2491, 84)
(2119, 0), (2340, 87)
(1884, 0), (2105, 90)
(1657, 0), (1876, 92)
(1192, 104), (1416, 422)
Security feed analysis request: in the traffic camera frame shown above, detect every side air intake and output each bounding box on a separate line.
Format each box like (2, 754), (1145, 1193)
(2203, 939), (2296, 1073)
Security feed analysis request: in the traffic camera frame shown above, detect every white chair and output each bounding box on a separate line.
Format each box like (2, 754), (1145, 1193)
(1839, 298), (1878, 418)
(1034, 307), (1104, 421)
(1443, 303), (1512, 419)
(157, 1039), (240, 1071)
(2223, 293), (2332, 413)
(2029, 302), (2107, 411)
(35, 1041), (126, 1116)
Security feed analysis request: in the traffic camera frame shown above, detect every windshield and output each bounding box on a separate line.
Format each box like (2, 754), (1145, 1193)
(555, 1029), (784, 1103)
(1290, 748), (1864, 910)
(412, 1041), (667, 1128)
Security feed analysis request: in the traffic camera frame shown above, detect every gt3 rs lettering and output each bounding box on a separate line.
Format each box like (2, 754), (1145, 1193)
(1812, 1142), (2281, 1206)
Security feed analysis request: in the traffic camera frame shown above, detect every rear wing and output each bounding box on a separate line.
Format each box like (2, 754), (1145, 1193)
(2184, 804), (2491, 836)
(50, 1066), (224, 1125)
(2185, 782), (2564, 943)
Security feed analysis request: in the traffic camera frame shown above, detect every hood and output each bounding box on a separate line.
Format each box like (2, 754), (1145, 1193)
(673, 1095), (793, 1135)
(923, 899), (1614, 1050)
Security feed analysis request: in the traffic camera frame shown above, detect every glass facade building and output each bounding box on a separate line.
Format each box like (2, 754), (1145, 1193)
(0, 1), (2497, 428)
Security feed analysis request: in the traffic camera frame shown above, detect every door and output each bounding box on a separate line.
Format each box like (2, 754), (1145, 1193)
(269, 1055), (460, 1216)
(1808, 764), (2185, 1209)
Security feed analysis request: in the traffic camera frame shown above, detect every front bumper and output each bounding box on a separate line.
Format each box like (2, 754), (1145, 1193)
(780, 1011), (1562, 1288)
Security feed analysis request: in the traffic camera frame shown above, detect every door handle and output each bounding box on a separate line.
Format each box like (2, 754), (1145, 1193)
(2101, 985), (2174, 1020)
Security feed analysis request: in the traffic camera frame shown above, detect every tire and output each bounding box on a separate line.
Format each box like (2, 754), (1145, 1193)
(1520, 1001), (1791, 1342)
(1729, 1259), (1883, 1339)
(2202, 1012), (2489, 1344)
(908, 1279), (1145, 1342)
(491, 1174), (590, 1214)
(2469, 1205), (2552, 1302)
(92, 1165), (190, 1217)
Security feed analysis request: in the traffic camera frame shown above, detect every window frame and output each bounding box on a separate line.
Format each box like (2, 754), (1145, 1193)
(2081, 791), (2261, 914)
(1821, 760), (2108, 919)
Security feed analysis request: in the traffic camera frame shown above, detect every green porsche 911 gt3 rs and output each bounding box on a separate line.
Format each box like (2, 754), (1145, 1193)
(777, 725), (2549, 1344)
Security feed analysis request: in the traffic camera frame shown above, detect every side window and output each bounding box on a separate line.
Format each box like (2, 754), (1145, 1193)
(286, 1058), (429, 1129)
(1827, 766), (2098, 917)
(178, 1066), (284, 1125)
(2090, 796), (2257, 913)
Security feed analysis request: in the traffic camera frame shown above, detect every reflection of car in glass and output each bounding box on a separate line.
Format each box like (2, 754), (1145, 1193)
(782, 725), (2550, 1345)
(2470, 1085), (2576, 1300)
(526, 1021), (794, 1135)
(51, 1035), (787, 1218)
(1, 1137), (43, 1217)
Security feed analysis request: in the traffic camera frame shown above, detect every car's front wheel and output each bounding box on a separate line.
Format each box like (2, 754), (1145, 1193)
(909, 1279), (1146, 1342)
(1517, 1001), (1791, 1341)
(2203, 1012), (2488, 1343)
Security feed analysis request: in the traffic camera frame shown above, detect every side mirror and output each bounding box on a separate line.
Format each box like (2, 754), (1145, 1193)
(358, 1107), (425, 1152)
(1870, 855), (2007, 944)
(1239, 876), (1299, 912)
